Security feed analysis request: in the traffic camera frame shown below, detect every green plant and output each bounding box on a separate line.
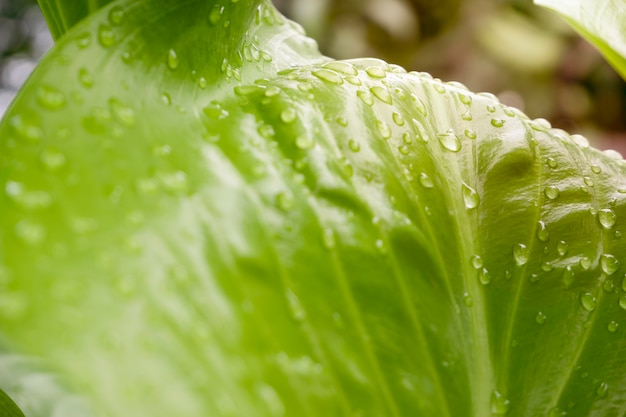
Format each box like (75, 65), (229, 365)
(1, 0), (625, 416)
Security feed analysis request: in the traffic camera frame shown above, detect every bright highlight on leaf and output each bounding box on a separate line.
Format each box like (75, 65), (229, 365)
(0, 0), (626, 416)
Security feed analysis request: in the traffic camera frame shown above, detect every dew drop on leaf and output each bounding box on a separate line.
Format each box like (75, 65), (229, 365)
(608, 321), (619, 332)
(37, 86), (66, 110)
(598, 209), (617, 229)
(462, 292), (473, 307)
(356, 90), (374, 106)
(78, 68), (94, 88)
(537, 221), (549, 241)
(544, 186), (560, 200)
(462, 182), (480, 209)
(557, 240), (568, 256)
(471, 255), (484, 269)
(491, 118), (505, 128)
(620, 295), (626, 310)
(596, 382), (609, 398)
(438, 129), (461, 152)
(98, 24), (115, 47)
(530, 118), (551, 132)
(322, 61), (357, 75)
(603, 279), (614, 293)
(479, 268), (491, 285)
(491, 390), (511, 415)
(419, 172), (434, 189)
(392, 112), (405, 126)
(108, 5), (125, 25)
(535, 312), (547, 325)
(580, 257), (592, 271)
(370, 86), (392, 104)
(280, 108), (297, 124)
(580, 293), (597, 312)
(312, 69), (343, 85)
(541, 261), (553, 272)
(167, 49), (180, 70)
(209, 5), (225, 25)
(376, 120), (391, 139)
(513, 243), (529, 266)
(276, 192), (294, 211)
(348, 139), (360, 153)
(562, 265), (574, 286)
(601, 254), (620, 275)
(365, 66), (386, 78)
(546, 157), (558, 168)
(464, 129), (476, 139)
(295, 136), (313, 150)
(584, 176), (594, 187)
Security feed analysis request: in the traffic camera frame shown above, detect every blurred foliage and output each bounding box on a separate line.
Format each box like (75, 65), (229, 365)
(274, 0), (626, 151)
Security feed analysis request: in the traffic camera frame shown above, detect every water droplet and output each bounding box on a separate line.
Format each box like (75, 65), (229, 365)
(463, 292), (473, 307)
(622, 275), (626, 291)
(598, 209), (616, 229)
(513, 244), (529, 266)
(557, 241), (568, 256)
(491, 118), (505, 128)
(571, 134), (589, 148)
(15, 219), (45, 245)
(370, 86), (392, 104)
(108, 5), (124, 25)
(376, 120), (391, 139)
(322, 61), (357, 75)
(438, 130), (461, 152)
(392, 112), (405, 126)
(544, 186), (560, 200)
(491, 390), (510, 415)
(78, 68), (94, 88)
(276, 191), (294, 211)
(591, 165), (601, 174)
(419, 172), (434, 188)
(620, 295), (626, 310)
(160, 171), (188, 193)
(579, 293), (596, 312)
(603, 279), (614, 292)
(541, 261), (554, 272)
(530, 118), (551, 132)
(608, 321), (619, 332)
(280, 108), (297, 124)
(98, 24), (115, 47)
(479, 268), (492, 285)
(312, 69), (343, 85)
(348, 139), (360, 152)
(459, 93), (472, 105)
(9, 114), (42, 142)
(583, 176), (594, 187)
(562, 265), (574, 286)
(295, 136), (313, 150)
(529, 273), (540, 283)
(264, 86), (281, 97)
(209, 5), (224, 25)
(471, 255), (484, 269)
(356, 90), (374, 106)
(76, 32), (91, 48)
(462, 182), (480, 209)
(203, 102), (229, 119)
(546, 157), (558, 168)
(37, 85), (66, 110)
(596, 382), (609, 398)
(535, 311), (547, 325)
(40, 149), (66, 171)
(580, 257), (592, 271)
(537, 221), (549, 242)
(461, 111), (473, 121)
(110, 98), (135, 126)
(365, 66), (386, 78)
(601, 254), (619, 275)
(464, 129), (477, 139)
(167, 49), (179, 70)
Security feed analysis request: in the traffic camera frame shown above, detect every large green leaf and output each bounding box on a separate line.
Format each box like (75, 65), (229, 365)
(2, 0), (626, 416)
(534, 0), (626, 80)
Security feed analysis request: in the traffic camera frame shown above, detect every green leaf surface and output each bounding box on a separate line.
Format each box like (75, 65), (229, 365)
(3, 0), (626, 416)
(0, 386), (25, 417)
(534, 0), (626, 80)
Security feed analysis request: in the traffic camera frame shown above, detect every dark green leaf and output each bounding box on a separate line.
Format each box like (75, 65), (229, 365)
(0, 387), (25, 417)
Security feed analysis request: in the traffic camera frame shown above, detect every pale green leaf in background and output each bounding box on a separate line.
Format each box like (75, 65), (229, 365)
(534, 0), (626, 80)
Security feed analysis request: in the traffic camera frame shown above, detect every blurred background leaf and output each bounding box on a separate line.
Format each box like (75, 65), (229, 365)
(1, 0), (625, 150)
